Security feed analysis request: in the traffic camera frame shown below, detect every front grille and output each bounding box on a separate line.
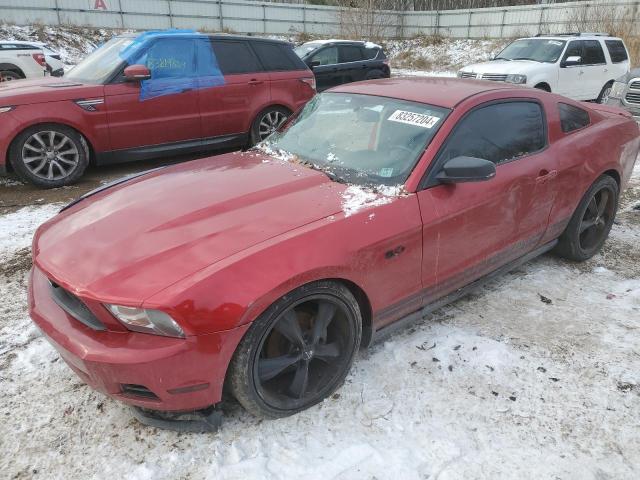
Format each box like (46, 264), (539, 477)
(459, 71), (476, 78)
(121, 384), (160, 400)
(625, 92), (640, 105)
(481, 73), (508, 82)
(49, 281), (106, 331)
(629, 80), (640, 90)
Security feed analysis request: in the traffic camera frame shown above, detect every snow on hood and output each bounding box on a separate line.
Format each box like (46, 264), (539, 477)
(460, 59), (553, 76)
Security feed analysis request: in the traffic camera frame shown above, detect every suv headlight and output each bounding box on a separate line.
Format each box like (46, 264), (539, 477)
(105, 304), (185, 338)
(505, 74), (527, 84)
(609, 81), (627, 99)
(456, 70), (465, 78)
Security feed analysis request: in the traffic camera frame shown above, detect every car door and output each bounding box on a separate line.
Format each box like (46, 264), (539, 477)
(581, 40), (608, 100)
(338, 44), (366, 83)
(416, 100), (557, 302)
(557, 40), (588, 99)
(308, 46), (339, 91)
(103, 37), (201, 152)
(198, 39), (270, 141)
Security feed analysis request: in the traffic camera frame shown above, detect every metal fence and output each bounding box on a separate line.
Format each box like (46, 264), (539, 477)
(0, 0), (638, 38)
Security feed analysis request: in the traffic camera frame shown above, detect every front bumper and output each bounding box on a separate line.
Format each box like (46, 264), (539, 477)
(28, 266), (249, 412)
(607, 97), (640, 121)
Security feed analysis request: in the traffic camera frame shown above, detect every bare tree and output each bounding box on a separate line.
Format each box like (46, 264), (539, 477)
(338, 0), (397, 40)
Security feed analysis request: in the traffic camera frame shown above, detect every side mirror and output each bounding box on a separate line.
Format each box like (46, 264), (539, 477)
(436, 156), (496, 184)
(124, 64), (151, 81)
(309, 60), (320, 68)
(563, 55), (582, 67)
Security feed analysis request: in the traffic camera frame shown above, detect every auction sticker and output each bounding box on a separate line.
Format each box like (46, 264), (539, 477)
(388, 110), (440, 129)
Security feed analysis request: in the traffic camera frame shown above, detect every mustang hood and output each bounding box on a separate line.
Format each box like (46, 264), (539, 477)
(0, 78), (102, 106)
(34, 152), (345, 303)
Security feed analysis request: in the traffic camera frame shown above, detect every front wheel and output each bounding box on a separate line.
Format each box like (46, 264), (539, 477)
(9, 124), (89, 188)
(555, 175), (619, 261)
(228, 281), (362, 418)
(597, 82), (613, 103)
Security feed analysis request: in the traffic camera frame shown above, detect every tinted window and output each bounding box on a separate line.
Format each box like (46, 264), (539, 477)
(211, 41), (260, 74)
(437, 102), (545, 165)
(0, 43), (39, 50)
(340, 45), (363, 63)
(311, 46), (338, 66)
(564, 41), (583, 65)
(252, 42), (300, 71)
(361, 47), (379, 60)
(583, 40), (606, 64)
(605, 40), (628, 63)
(558, 103), (590, 133)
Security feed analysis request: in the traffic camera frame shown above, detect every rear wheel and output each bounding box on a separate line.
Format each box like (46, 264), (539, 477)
(9, 124), (89, 188)
(249, 106), (290, 145)
(228, 281), (362, 418)
(555, 175), (619, 261)
(0, 70), (22, 82)
(365, 69), (384, 80)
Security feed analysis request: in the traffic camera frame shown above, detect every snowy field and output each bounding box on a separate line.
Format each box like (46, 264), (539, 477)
(1, 161), (639, 479)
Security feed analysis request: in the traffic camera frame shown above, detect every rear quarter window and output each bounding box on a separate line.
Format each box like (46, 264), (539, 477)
(558, 103), (590, 133)
(604, 40), (628, 63)
(361, 47), (380, 60)
(251, 42), (306, 71)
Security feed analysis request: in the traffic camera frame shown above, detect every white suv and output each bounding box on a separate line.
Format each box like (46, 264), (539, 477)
(0, 42), (48, 82)
(458, 34), (630, 102)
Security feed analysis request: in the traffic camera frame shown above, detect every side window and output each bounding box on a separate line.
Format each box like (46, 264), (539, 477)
(558, 103), (590, 133)
(311, 46), (338, 66)
(437, 102), (546, 165)
(210, 41), (261, 74)
(144, 39), (196, 79)
(605, 40), (628, 63)
(340, 45), (363, 63)
(252, 42), (297, 71)
(361, 47), (379, 60)
(583, 40), (606, 65)
(563, 41), (584, 65)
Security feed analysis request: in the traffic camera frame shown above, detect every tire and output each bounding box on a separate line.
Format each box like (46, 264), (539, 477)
(534, 83), (551, 92)
(365, 69), (384, 80)
(0, 70), (22, 82)
(228, 280), (362, 419)
(9, 123), (89, 188)
(555, 175), (619, 261)
(249, 106), (291, 146)
(597, 81), (614, 103)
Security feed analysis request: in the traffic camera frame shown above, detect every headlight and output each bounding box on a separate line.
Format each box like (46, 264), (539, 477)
(609, 81), (627, 99)
(105, 304), (185, 338)
(457, 71), (464, 78)
(505, 74), (527, 84)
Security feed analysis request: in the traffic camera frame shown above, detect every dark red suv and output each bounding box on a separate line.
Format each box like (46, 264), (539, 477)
(0, 31), (316, 188)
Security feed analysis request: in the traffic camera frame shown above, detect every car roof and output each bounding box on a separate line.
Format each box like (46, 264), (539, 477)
(329, 77), (523, 109)
(523, 34), (622, 41)
(303, 39), (382, 48)
(119, 32), (291, 45)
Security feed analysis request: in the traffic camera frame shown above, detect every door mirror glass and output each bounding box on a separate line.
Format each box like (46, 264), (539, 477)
(123, 64), (151, 81)
(437, 156), (496, 184)
(309, 60), (320, 68)
(564, 55), (582, 66)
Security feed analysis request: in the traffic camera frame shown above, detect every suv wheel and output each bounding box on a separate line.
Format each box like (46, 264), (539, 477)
(365, 69), (384, 80)
(228, 281), (362, 418)
(0, 70), (22, 81)
(597, 82), (613, 103)
(9, 124), (89, 188)
(555, 175), (619, 261)
(250, 106), (290, 145)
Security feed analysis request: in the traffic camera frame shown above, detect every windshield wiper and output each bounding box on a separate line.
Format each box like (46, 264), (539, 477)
(492, 57), (511, 61)
(511, 57), (541, 62)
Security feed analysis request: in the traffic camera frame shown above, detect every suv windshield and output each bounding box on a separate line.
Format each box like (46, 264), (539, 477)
(496, 38), (566, 63)
(294, 43), (323, 58)
(66, 37), (133, 84)
(257, 93), (449, 186)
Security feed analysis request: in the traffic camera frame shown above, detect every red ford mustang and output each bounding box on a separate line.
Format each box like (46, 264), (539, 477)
(29, 78), (639, 428)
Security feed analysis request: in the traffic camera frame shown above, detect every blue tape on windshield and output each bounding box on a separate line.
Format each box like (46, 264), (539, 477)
(119, 30), (225, 101)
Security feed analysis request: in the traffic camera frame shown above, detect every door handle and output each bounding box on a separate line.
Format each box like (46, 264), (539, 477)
(385, 245), (405, 259)
(248, 79), (263, 85)
(536, 169), (558, 184)
(578, 70), (584, 75)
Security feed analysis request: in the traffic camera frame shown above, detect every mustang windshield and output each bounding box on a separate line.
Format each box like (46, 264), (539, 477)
(260, 93), (450, 185)
(495, 38), (566, 63)
(66, 37), (134, 84)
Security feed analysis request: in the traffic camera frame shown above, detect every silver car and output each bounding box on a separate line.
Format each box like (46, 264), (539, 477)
(606, 69), (640, 119)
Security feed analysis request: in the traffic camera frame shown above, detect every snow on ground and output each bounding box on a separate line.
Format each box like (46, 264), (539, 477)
(1, 166), (639, 479)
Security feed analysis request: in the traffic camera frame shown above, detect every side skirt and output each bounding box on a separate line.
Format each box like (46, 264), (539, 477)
(370, 239), (558, 345)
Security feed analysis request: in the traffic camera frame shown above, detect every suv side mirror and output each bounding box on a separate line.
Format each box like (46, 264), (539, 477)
(436, 156), (496, 184)
(309, 60), (320, 68)
(124, 64), (151, 81)
(563, 55), (582, 67)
